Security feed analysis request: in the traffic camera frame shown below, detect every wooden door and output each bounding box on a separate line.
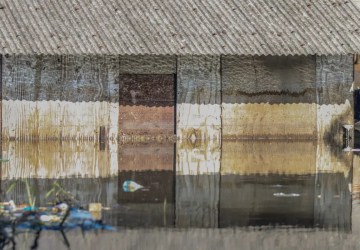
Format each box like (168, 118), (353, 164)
(119, 74), (175, 137)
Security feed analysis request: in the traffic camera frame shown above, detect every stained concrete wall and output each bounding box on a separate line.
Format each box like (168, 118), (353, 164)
(2, 55), (120, 140)
(2, 55), (177, 140)
(1, 54), (355, 142)
(176, 56), (221, 142)
(222, 55), (317, 139)
(316, 55), (354, 144)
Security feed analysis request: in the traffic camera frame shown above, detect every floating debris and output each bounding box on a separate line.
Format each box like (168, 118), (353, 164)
(273, 192), (300, 197)
(122, 180), (145, 192)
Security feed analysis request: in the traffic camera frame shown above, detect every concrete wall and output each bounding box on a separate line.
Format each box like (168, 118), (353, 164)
(2, 55), (120, 140)
(176, 56), (221, 143)
(222, 55), (317, 139)
(2, 55), (177, 140)
(1, 54), (354, 142)
(316, 55), (354, 145)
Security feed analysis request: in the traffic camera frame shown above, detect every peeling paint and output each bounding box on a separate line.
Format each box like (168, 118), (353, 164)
(2, 100), (119, 140)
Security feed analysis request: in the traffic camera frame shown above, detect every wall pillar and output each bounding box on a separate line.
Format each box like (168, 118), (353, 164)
(176, 56), (221, 143)
(316, 55), (354, 145)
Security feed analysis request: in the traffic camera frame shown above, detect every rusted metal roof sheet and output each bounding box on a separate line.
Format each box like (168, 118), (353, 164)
(0, 0), (359, 55)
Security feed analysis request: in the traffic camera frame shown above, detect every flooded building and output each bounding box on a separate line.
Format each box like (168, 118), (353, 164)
(0, 0), (359, 235)
(0, 0), (358, 144)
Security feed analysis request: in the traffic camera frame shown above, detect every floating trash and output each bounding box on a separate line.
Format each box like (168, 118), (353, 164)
(122, 180), (145, 192)
(273, 192), (300, 197)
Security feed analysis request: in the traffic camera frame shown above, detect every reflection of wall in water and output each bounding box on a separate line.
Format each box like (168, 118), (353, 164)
(119, 143), (175, 172)
(219, 173), (351, 230)
(220, 174), (315, 227)
(117, 142), (175, 227)
(1, 141), (118, 179)
(175, 141), (220, 228)
(221, 141), (316, 175)
(2, 177), (118, 208)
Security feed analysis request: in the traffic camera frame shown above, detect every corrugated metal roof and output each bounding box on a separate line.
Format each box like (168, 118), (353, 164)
(0, 0), (359, 55)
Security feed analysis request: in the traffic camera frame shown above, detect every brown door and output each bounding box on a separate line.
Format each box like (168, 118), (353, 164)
(119, 74), (175, 137)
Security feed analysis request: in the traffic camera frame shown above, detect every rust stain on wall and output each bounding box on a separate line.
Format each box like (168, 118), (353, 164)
(119, 74), (175, 136)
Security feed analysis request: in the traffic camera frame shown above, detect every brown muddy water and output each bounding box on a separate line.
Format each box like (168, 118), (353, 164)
(1, 140), (360, 249)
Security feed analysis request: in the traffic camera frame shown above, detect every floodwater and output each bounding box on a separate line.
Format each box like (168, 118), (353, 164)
(1, 139), (360, 249)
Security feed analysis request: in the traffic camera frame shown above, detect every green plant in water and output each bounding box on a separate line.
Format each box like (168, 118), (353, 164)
(45, 182), (76, 205)
(6, 181), (76, 208)
(6, 179), (36, 209)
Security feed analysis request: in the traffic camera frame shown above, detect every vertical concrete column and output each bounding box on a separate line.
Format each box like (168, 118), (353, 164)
(316, 55), (354, 144)
(176, 55), (221, 142)
(175, 141), (220, 228)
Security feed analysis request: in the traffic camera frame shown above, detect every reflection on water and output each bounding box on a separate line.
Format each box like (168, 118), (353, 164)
(0, 140), (356, 232)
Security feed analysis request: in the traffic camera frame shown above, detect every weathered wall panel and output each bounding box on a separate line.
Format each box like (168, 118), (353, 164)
(119, 55), (176, 74)
(2, 55), (120, 140)
(316, 55), (354, 144)
(221, 141), (316, 175)
(3, 55), (119, 102)
(175, 141), (220, 228)
(315, 143), (352, 177)
(2, 100), (119, 140)
(177, 56), (221, 142)
(1, 141), (118, 179)
(119, 74), (175, 137)
(222, 56), (317, 139)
